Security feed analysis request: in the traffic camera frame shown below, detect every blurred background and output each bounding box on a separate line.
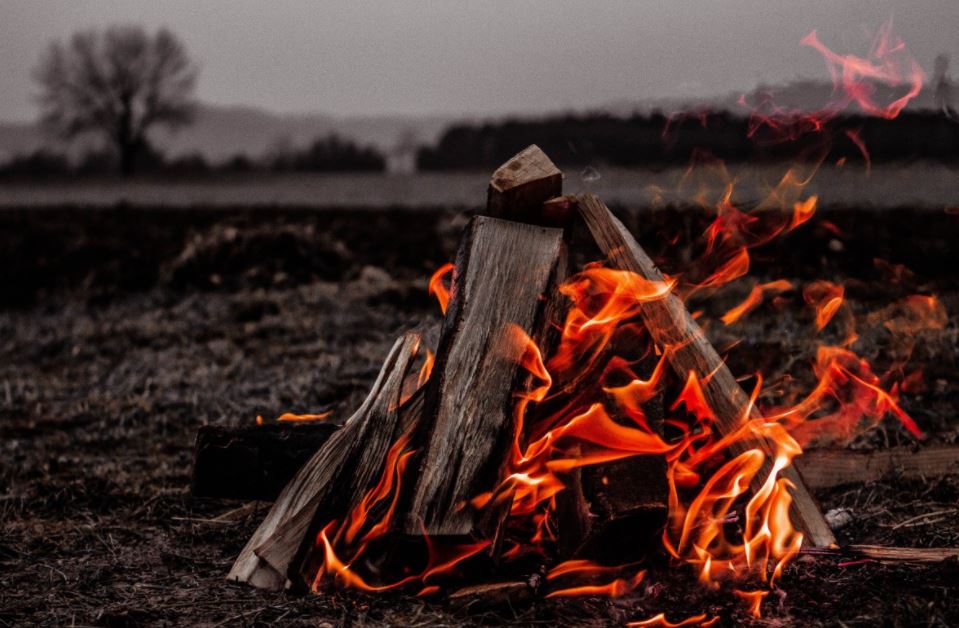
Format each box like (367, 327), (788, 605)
(0, 0), (957, 207)
(3, 3), (959, 625)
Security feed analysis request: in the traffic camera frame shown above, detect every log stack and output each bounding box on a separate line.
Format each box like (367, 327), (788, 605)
(213, 145), (838, 593)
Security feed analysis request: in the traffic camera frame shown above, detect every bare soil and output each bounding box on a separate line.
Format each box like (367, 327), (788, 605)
(2, 205), (958, 626)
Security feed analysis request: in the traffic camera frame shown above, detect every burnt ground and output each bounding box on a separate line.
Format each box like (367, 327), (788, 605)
(1, 204), (958, 627)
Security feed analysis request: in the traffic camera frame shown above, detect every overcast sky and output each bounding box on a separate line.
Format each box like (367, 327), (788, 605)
(1, 0), (956, 122)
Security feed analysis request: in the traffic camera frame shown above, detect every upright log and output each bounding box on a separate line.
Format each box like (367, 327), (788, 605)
(228, 333), (420, 590)
(576, 193), (837, 548)
(403, 216), (566, 537)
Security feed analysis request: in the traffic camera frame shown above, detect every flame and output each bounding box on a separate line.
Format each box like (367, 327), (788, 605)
(277, 412), (333, 423)
(428, 263), (454, 314)
(768, 346), (922, 446)
(311, 432), (493, 592)
(627, 613), (718, 627)
(287, 22), (943, 622)
(803, 280), (847, 332)
(721, 280), (794, 325)
(417, 349), (435, 387)
(546, 560), (646, 598)
(734, 589), (768, 618)
(801, 20), (925, 119)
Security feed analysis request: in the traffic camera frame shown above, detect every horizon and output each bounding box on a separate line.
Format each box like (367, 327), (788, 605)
(2, 0), (957, 124)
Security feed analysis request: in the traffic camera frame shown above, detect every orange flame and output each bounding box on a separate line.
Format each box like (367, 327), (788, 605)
(277, 411), (333, 423)
(734, 589), (768, 619)
(546, 560), (646, 598)
(428, 263), (454, 314)
(803, 280), (846, 331)
(721, 280), (794, 325)
(627, 613), (718, 627)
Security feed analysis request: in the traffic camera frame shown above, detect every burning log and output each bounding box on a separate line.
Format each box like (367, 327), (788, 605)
(228, 332), (421, 590)
(403, 215), (567, 538)
(575, 193), (837, 548)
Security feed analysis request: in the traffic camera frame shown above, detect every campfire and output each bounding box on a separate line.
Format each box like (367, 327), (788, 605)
(189, 139), (952, 623)
(187, 25), (958, 625)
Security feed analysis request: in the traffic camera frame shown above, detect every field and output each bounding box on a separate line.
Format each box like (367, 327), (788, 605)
(2, 191), (959, 625)
(0, 163), (957, 210)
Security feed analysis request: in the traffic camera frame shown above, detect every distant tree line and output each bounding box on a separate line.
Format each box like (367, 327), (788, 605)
(0, 133), (386, 179)
(416, 111), (959, 170)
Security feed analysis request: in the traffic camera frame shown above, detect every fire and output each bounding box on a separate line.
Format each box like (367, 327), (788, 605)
(311, 433), (493, 592)
(428, 262), (454, 314)
(277, 412), (332, 422)
(293, 19), (941, 625)
(627, 613), (718, 627)
(801, 20), (925, 119)
(721, 279), (794, 325)
(256, 411), (333, 424)
(546, 560), (646, 598)
(803, 280), (846, 332)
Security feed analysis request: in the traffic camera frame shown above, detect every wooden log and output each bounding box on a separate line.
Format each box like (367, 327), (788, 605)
(486, 145), (564, 227)
(192, 423), (337, 501)
(847, 545), (959, 563)
(403, 216), (566, 538)
(228, 333), (420, 590)
(796, 445), (959, 489)
(804, 544), (959, 564)
(576, 193), (836, 548)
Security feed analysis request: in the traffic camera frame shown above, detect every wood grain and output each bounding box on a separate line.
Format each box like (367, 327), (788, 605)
(797, 445), (959, 489)
(403, 216), (566, 537)
(486, 145), (564, 226)
(228, 332), (420, 590)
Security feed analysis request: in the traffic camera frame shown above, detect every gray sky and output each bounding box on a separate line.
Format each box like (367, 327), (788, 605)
(1, 0), (957, 122)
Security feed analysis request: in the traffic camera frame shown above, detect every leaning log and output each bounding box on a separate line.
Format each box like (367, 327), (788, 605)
(228, 332), (421, 590)
(576, 193), (837, 548)
(403, 216), (567, 538)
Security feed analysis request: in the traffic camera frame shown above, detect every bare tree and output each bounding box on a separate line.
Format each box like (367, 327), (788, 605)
(33, 25), (198, 176)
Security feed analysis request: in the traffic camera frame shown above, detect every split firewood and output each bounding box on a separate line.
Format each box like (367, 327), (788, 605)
(848, 545), (959, 563)
(804, 544), (959, 564)
(576, 193), (837, 548)
(486, 145), (564, 226)
(403, 215), (567, 539)
(228, 332), (421, 590)
(796, 445), (959, 489)
(192, 423), (337, 501)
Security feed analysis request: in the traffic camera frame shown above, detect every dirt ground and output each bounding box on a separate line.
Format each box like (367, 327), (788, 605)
(2, 204), (958, 627)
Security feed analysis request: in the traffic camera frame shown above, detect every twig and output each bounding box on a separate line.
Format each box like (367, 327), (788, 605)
(887, 508), (959, 530)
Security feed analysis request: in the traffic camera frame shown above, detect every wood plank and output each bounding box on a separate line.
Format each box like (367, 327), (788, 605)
(403, 216), (566, 537)
(797, 446), (959, 489)
(804, 544), (959, 564)
(228, 332), (420, 590)
(576, 193), (836, 548)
